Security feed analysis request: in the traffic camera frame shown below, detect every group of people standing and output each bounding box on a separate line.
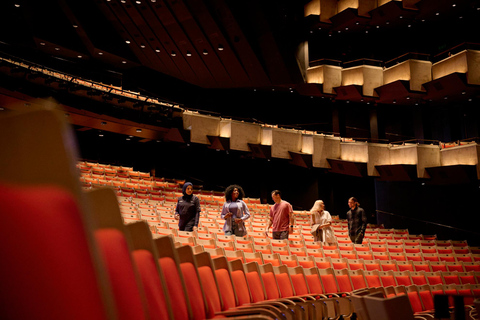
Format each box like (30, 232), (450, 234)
(174, 182), (368, 245)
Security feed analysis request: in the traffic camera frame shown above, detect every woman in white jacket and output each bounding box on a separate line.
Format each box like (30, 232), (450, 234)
(310, 200), (336, 244)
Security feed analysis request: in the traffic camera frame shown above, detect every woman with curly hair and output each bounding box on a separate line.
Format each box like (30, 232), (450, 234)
(220, 184), (250, 236)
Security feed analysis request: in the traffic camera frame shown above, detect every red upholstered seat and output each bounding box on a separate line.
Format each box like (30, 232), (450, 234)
(180, 262), (207, 320)
(95, 228), (147, 320)
(159, 257), (190, 320)
(0, 183), (108, 320)
(132, 249), (171, 320)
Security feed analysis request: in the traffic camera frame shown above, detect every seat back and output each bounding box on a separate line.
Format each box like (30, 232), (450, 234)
(87, 188), (149, 320)
(363, 294), (416, 320)
(0, 109), (115, 319)
(125, 221), (174, 320)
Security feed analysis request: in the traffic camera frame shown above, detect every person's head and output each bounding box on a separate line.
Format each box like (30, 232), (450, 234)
(310, 200), (325, 213)
(225, 184), (245, 201)
(348, 197), (359, 209)
(182, 182), (194, 196)
(271, 190), (282, 203)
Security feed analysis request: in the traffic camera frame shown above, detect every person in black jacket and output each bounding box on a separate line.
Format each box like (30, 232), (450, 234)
(346, 197), (367, 244)
(174, 182), (200, 231)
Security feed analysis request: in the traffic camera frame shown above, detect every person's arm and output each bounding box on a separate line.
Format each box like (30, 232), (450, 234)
(289, 205), (294, 231)
(265, 210), (273, 236)
(354, 209), (368, 243)
(221, 202), (231, 220)
(238, 201), (250, 222)
(193, 196), (200, 229)
(320, 211), (332, 228)
(174, 200), (180, 220)
(359, 208), (368, 234)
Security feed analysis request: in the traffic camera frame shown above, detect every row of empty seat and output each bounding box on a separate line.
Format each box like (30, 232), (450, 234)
(4, 108), (480, 319)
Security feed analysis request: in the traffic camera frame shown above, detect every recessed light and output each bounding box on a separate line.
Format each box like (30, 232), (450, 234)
(186, 51), (192, 57)
(202, 49), (208, 55)
(54, 47), (60, 51)
(125, 40), (131, 44)
(122, 61), (127, 64)
(136, 129), (142, 132)
(101, 122), (107, 125)
(171, 51), (176, 57)
(40, 42), (46, 46)
(155, 47), (160, 53)
(140, 43), (146, 49)
(98, 52), (103, 55)
(77, 55), (82, 58)
(14, 4), (20, 8)
(218, 44), (224, 51)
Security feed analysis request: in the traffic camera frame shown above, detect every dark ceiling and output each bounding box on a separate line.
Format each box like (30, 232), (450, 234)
(1, 0), (480, 136)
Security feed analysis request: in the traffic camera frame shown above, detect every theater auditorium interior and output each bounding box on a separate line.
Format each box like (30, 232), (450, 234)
(1, 0), (480, 319)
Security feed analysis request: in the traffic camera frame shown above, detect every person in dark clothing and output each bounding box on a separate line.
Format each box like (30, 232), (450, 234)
(174, 182), (200, 232)
(346, 197), (367, 244)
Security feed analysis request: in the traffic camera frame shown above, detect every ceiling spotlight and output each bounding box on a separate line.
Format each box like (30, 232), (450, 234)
(121, 0), (126, 3)
(186, 51), (192, 57)
(393, 99), (397, 104)
(14, 4), (20, 7)
(136, 0), (141, 4)
(202, 49), (208, 55)
(151, 0), (156, 2)
(399, 15), (403, 19)
(435, 12), (440, 15)
(140, 43), (146, 49)
(98, 52), (103, 55)
(99, 134), (104, 137)
(452, 3), (456, 6)
(406, 96), (410, 100)
(121, 60), (127, 64)
(444, 96), (448, 100)
(125, 40), (131, 44)
(73, 24), (78, 28)
(218, 44), (224, 51)
(77, 55), (83, 58)
(54, 47), (60, 51)
(155, 47), (160, 53)
(40, 42), (46, 46)
(136, 129), (142, 133)
(171, 51), (176, 57)
(126, 138), (131, 141)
